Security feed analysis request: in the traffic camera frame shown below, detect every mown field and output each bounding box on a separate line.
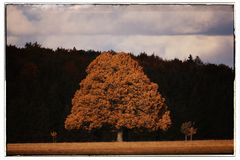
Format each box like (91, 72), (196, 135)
(7, 140), (233, 155)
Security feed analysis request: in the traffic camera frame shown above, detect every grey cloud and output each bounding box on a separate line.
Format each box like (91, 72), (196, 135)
(203, 21), (234, 35)
(7, 4), (234, 36)
(6, 4), (234, 67)
(205, 36), (234, 67)
(8, 33), (234, 67)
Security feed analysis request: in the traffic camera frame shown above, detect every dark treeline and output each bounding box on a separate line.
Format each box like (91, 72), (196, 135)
(6, 42), (234, 143)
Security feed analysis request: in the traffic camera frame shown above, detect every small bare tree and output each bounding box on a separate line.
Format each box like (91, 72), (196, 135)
(50, 131), (57, 143)
(181, 121), (197, 141)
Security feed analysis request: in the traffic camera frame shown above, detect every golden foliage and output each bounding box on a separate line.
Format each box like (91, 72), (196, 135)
(65, 52), (171, 131)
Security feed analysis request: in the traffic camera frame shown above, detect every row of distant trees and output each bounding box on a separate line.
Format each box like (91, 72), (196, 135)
(50, 121), (197, 142)
(6, 42), (234, 142)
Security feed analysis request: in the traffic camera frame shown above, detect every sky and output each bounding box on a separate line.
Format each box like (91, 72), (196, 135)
(6, 4), (234, 67)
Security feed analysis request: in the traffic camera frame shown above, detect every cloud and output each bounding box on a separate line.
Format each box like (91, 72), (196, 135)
(6, 4), (234, 67)
(6, 5), (36, 36)
(10, 34), (232, 66)
(111, 35), (234, 66)
(6, 4), (234, 36)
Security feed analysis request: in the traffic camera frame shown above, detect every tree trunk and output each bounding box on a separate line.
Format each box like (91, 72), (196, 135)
(190, 134), (192, 141)
(52, 136), (56, 143)
(185, 135), (187, 141)
(117, 130), (123, 142)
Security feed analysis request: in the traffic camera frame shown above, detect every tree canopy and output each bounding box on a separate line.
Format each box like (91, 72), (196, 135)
(6, 43), (234, 142)
(65, 52), (171, 132)
(181, 121), (197, 140)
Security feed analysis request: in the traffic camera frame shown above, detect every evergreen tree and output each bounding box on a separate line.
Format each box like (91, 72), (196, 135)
(187, 54), (194, 63)
(194, 56), (203, 65)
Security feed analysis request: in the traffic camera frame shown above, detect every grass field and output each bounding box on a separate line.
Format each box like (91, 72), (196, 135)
(7, 140), (233, 155)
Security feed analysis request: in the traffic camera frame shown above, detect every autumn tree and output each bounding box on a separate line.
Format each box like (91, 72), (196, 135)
(181, 121), (197, 141)
(65, 52), (171, 141)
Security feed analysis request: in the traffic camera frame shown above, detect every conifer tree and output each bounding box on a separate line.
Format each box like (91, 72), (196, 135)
(65, 52), (171, 141)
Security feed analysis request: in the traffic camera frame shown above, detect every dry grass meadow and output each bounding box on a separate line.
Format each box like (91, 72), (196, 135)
(7, 140), (233, 155)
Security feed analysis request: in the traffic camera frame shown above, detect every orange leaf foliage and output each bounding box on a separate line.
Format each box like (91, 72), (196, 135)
(65, 52), (171, 131)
